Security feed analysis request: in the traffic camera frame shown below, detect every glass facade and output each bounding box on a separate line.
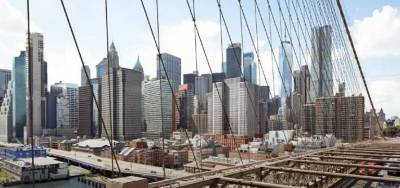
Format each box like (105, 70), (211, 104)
(12, 51), (26, 141)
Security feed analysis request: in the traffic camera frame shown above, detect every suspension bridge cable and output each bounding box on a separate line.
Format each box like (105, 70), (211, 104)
(215, 0), (267, 152)
(138, 0), (200, 170)
(154, 0), (166, 178)
(104, 0), (117, 177)
(26, 0), (35, 187)
(235, 0), (290, 142)
(335, 0), (385, 137)
(59, 0), (121, 175)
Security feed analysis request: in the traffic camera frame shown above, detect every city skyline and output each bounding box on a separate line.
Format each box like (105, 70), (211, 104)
(0, 1), (399, 116)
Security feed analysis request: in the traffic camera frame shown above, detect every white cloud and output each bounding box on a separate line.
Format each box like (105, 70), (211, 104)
(352, 5), (400, 58)
(0, 0), (40, 70)
(351, 5), (400, 117)
(368, 79), (400, 117)
(132, 20), (222, 79)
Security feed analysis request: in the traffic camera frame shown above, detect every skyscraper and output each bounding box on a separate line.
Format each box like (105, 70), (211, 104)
(0, 69), (11, 104)
(26, 33), (48, 137)
(133, 56), (144, 81)
(101, 68), (143, 140)
(91, 78), (101, 137)
(78, 85), (93, 137)
(157, 53), (181, 88)
(12, 51), (26, 141)
(225, 77), (261, 136)
(226, 43), (242, 79)
(81, 65), (91, 86)
(243, 52), (257, 84)
(52, 82), (79, 129)
(143, 79), (174, 138)
(195, 75), (210, 111)
(207, 82), (225, 135)
(96, 42), (120, 78)
(176, 84), (195, 132)
(310, 25), (333, 102)
(0, 82), (13, 142)
(279, 41), (293, 104)
(96, 58), (108, 78)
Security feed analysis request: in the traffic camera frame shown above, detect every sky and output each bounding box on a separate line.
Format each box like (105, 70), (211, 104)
(0, 0), (399, 117)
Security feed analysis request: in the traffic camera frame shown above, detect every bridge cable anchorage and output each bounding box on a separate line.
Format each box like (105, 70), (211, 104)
(139, 0), (200, 171)
(59, 0), (121, 175)
(25, 0), (35, 187)
(335, 0), (385, 138)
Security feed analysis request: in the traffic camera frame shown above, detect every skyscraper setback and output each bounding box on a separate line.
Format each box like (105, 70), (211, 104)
(26, 33), (48, 138)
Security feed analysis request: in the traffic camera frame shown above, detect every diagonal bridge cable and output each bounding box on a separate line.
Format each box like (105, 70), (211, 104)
(138, 0), (200, 170)
(59, 0), (121, 175)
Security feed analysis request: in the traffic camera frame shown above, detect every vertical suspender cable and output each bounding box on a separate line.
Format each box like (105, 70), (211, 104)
(104, 0), (115, 178)
(156, 0), (166, 179)
(59, 0), (121, 175)
(26, 0), (35, 187)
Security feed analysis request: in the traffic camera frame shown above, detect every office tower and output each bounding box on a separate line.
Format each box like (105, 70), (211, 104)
(96, 58), (108, 78)
(300, 65), (310, 104)
(0, 69), (11, 104)
(315, 97), (336, 136)
(133, 56), (144, 81)
(225, 77), (261, 136)
(108, 42), (119, 68)
(48, 83), (63, 129)
(157, 53), (181, 87)
(226, 43), (242, 79)
(335, 95), (364, 142)
(183, 73), (196, 86)
(207, 82), (224, 134)
(195, 75), (209, 111)
(243, 52), (257, 84)
(310, 25), (333, 102)
(259, 86), (270, 131)
(143, 79), (174, 138)
(12, 51), (26, 141)
(26, 33), (48, 137)
(101, 68), (143, 140)
(302, 103), (316, 135)
(52, 82), (79, 129)
(96, 42), (120, 78)
(279, 41), (293, 105)
(293, 70), (301, 93)
(91, 78), (101, 137)
(192, 95), (208, 134)
(0, 82), (13, 142)
(176, 84), (195, 132)
(78, 85), (93, 137)
(81, 65), (91, 86)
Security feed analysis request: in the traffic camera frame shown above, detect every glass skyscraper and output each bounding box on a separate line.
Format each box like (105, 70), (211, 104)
(279, 41), (293, 105)
(12, 51), (26, 141)
(310, 25), (333, 102)
(226, 43), (242, 79)
(156, 53), (181, 89)
(243, 52), (257, 84)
